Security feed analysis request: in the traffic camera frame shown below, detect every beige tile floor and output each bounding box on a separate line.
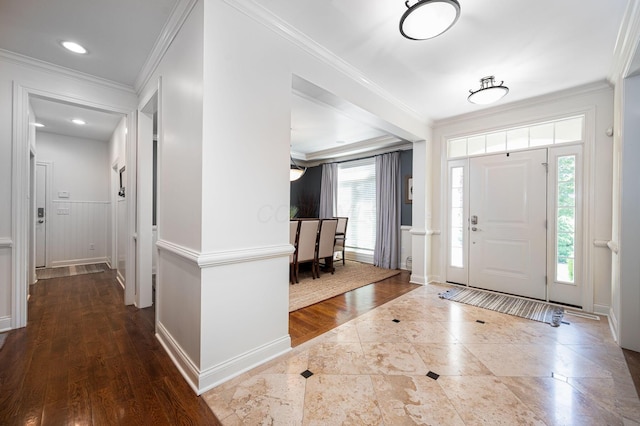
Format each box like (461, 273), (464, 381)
(203, 283), (640, 425)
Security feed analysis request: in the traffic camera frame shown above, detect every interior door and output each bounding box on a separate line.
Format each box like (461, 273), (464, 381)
(469, 149), (547, 300)
(35, 163), (47, 268)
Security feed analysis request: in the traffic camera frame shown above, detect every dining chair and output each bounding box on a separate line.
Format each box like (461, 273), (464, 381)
(315, 218), (338, 277)
(289, 220), (300, 283)
(295, 219), (320, 280)
(334, 217), (348, 265)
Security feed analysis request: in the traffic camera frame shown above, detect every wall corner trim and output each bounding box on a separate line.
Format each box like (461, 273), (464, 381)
(0, 238), (13, 248)
(156, 239), (293, 268)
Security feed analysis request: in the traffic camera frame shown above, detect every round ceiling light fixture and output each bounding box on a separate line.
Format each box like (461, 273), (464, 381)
(468, 76), (509, 105)
(61, 41), (88, 54)
(400, 0), (461, 41)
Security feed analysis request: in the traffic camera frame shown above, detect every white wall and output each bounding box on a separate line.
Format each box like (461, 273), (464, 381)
(35, 132), (110, 267)
(431, 84), (614, 313)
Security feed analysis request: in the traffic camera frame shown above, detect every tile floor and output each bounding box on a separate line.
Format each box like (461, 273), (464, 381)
(203, 283), (640, 425)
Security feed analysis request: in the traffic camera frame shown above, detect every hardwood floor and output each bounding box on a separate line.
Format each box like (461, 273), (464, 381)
(0, 269), (221, 426)
(289, 270), (420, 347)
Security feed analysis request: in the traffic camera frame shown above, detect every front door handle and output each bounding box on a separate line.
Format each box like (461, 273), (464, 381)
(38, 219), (44, 224)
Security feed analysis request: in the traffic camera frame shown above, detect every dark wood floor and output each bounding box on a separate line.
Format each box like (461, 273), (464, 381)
(0, 269), (220, 425)
(1, 268), (638, 425)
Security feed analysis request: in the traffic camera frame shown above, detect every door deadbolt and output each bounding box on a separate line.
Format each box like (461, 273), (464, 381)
(470, 215), (478, 225)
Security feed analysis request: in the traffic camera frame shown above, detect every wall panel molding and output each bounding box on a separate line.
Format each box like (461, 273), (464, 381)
(156, 239), (293, 269)
(0, 238), (12, 248)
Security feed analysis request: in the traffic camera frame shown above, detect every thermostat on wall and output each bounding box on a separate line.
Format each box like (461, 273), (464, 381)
(58, 191), (69, 198)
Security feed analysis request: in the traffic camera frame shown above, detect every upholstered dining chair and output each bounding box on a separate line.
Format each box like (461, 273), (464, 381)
(289, 220), (300, 284)
(295, 219), (320, 280)
(333, 217), (348, 265)
(315, 218), (338, 277)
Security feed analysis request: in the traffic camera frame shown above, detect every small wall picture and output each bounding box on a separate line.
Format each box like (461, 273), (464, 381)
(405, 175), (413, 204)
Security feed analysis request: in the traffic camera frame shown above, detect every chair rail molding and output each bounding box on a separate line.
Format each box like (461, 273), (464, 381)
(0, 238), (13, 248)
(156, 239), (293, 268)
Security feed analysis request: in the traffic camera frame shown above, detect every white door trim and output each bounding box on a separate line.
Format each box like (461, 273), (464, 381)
(11, 82), (134, 328)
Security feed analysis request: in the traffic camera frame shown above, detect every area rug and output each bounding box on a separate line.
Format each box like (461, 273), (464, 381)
(439, 286), (565, 326)
(289, 261), (400, 312)
(36, 263), (107, 280)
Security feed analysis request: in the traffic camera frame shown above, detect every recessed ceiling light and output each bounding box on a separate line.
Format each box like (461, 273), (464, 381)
(33, 122), (45, 128)
(61, 41), (87, 54)
(71, 118), (86, 125)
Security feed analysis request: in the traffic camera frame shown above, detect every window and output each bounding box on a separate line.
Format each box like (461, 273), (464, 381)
(450, 166), (464, 268)
(556, 155), (576, 283)
(447, 115), (584, 159)
(336, 158), (376, 255)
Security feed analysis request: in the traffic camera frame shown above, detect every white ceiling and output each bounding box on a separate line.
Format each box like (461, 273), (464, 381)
(0, 0), (630, 157)
(31, 97), (124, 142)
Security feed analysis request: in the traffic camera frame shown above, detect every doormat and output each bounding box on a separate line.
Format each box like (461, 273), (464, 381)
(439, 287), (564, 327)
(36, 263), (107, 280)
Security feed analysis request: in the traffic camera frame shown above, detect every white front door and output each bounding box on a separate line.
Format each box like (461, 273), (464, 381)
(35, 163), (47, 268)
(469, 149), (548, 300)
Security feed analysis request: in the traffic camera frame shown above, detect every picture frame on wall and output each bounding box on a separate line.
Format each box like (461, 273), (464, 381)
(405, 175), (413, 204)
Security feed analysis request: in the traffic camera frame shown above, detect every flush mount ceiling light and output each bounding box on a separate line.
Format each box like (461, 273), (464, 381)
(33, 122), (45, 128)
(400, 0), (461, 40)
(468, 76), (509, 105)
(61, 41), (87, 54)
(71, 118), (86, 125)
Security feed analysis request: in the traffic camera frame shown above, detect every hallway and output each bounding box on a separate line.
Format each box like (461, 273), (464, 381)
(0, 270), (219, 425)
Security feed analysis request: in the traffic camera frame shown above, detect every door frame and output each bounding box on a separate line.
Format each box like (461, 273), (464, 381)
(35, 161), (53, 269)
(11, 83), (134, 328)
(441, 109), (596, 312)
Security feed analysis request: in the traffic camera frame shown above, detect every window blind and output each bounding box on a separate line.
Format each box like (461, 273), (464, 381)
(336, 158), (376, 253)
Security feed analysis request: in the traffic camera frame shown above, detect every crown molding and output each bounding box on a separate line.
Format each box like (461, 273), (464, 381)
(134, 0), (198, 93)
(304, 135), (405, 161)
(0, 49), (135, 94)
(222, 0), (426, 124)
(433, 80), (612, 129)
(609, 0), (640, 82)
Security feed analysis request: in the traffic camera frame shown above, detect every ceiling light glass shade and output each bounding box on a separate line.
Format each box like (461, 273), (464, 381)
(61, 41), (87, 54)
(290, 167), (306, 181)
(468, 76), (509, 104)
(290, 154), (307, 181)
(400, 0), (461, 40)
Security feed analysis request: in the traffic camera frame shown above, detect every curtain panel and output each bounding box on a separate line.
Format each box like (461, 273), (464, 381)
(374, 152), (400, 269)
(319, 163), (337, 218)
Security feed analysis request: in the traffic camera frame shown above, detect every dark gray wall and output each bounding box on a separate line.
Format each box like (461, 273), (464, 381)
(290, 165), (321, 218)
(289, 149), (413, 225)
(400, 149), (413, 226)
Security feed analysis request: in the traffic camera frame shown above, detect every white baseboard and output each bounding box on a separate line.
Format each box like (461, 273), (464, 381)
(157, 321), (291, 395)
(593, 303), (610, 316)
(197, 335), (291, 395)
(0, 315), (12, 332)
(345, 251), (373, 264)
(156, 321), (201, 393)
(116, 271), (125, 290)
(50, 257), (108, 268)
(410, 273), (426, 285)
(428, 275), (442, 284)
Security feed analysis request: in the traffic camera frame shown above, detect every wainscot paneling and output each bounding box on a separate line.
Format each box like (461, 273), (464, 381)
(49, 200), (109, 267)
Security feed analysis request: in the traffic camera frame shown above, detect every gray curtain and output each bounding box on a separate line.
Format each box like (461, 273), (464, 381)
(319, 163), (337, 218)
(374, 152), (400, 269)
